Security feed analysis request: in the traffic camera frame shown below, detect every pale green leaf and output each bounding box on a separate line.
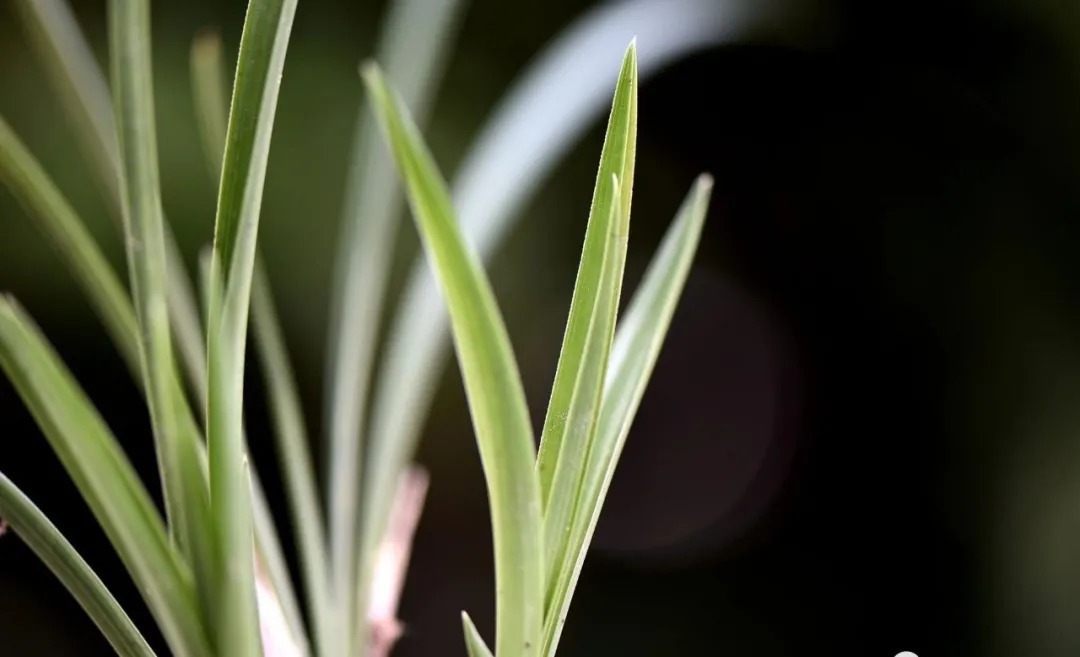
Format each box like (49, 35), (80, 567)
(12, 0), (210, 400)
(190, 30), (230, 182)
(107, 0), (215, 623)
(206, 0), (298, 654)
(461, 612), (495, 657)
(0, 299), (211, 657)
(323, 6), (468, 650)
(0, 470), (157, 657)
(363, 63), (543, 657)
(541, 175), (713, 657)
(536, 40), (637, 506)
(0, 115), (139, 375)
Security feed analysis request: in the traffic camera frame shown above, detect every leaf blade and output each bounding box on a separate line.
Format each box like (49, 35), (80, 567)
(461, 612), (495, 657)
(0, 471), (158, 657)
(535, 40), (637, 506)
(363, 64), (543, 657)
(541, 175), (713, 657)
(0, 299), (212, 657)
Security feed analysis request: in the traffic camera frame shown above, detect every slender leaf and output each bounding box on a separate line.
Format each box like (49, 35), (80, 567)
(323, 5), (467, 650)
(189, 34), (317, 655)
(462, 612), (495, 657)
(363, 64), (543, 657)
(363, 0), (754, 559)
(107, 0), (215, 624)
(12, 0), (211, 399)
(0, 116), (139, 375)
(252, 265), (333, 655)
(541, 177), (623, 600)
(190, 30), (231, 181)
(0, 471), (157, 657)
(0, 299), (212, 657)
(541, 175), (713, 657)
(536, 42), (637, 503)
(206, 0), (298, 654)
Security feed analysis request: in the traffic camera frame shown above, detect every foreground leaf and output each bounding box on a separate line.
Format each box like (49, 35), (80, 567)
(0, 299), (211, 657)
(206, 0), (298, 654)
(364, 63), (543, 657)
(541, 175), (713, 657)
(0, 471), (157, 657)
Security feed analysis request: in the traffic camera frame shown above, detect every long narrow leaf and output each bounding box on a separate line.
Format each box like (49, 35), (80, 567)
(12, 3), (306, 644)
(189, 37), (315, 654)
(363, 0), (758, 556)
(462, 612), (495, 657)
(0, 116), (139, 375)
(541, 177), (623, 601)
(0, 471), (157, 657)
(107, 0), (215, 624)
(536, 42), (637, 503)
(12, 0), (211, 399)
(363, 64), (543, 657)
(541, 175), (713, 657)
(0, 299), (211, 657)
(323, 6), (468, 649)
(206, 0), (298, 654)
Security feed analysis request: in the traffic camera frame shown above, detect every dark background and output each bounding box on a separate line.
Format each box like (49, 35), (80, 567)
(4, 0), (1080, 655)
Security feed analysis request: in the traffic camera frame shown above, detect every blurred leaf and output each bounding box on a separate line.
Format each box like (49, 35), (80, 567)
(0, 116), (139, 375)
(323, 5), (468, 649)
(13, 0), (210, 399)
(107, 0), (215, 622)
(0, 471), (157, 657)
(541, 175), (713, 657)
(205, 0), (298, 654)
(190, 31), (231, 182)
(0, 299), (211, 657)
(363, 63), (543, 657)
(536, 38), (637, 540)
(461, 612), (495, 657)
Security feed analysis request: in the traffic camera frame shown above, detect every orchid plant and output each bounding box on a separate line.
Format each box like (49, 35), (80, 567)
(0, 0), (726, 656)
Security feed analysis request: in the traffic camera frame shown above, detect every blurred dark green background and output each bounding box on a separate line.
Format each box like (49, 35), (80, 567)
(5, 0), (1080, 655)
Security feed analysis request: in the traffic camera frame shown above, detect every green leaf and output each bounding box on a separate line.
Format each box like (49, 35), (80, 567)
(190, 30), (230, 182)
(540, 175), (713, 657)
(535, 41), (636, 589)
(252, 264), (334, 656)
(107, 0), (215, 625)
(0, 471), (157, 657)
(363, 63), (543, 657)
(206, 0), (298, 655)
(461, 612), (495, 657)
(0, 299), (212, 657)
(540, 176), (624, 601)
(189, 34), (319, 656)
(322, 5), (468, 649)
(0, 115), (139, 376)
(13, 0), (210, 401)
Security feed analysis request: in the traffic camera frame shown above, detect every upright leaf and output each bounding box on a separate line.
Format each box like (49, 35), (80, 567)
(363, 64), (543, 657)
(541, 175), (713, 657)
(0, 300), (211, 657)
(206, 0), (298, 655)
(107, 0), (214, 621)
(535, 41), (637, 503)
(322, 5), (468, 649)
(0, 471), (157, 657)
